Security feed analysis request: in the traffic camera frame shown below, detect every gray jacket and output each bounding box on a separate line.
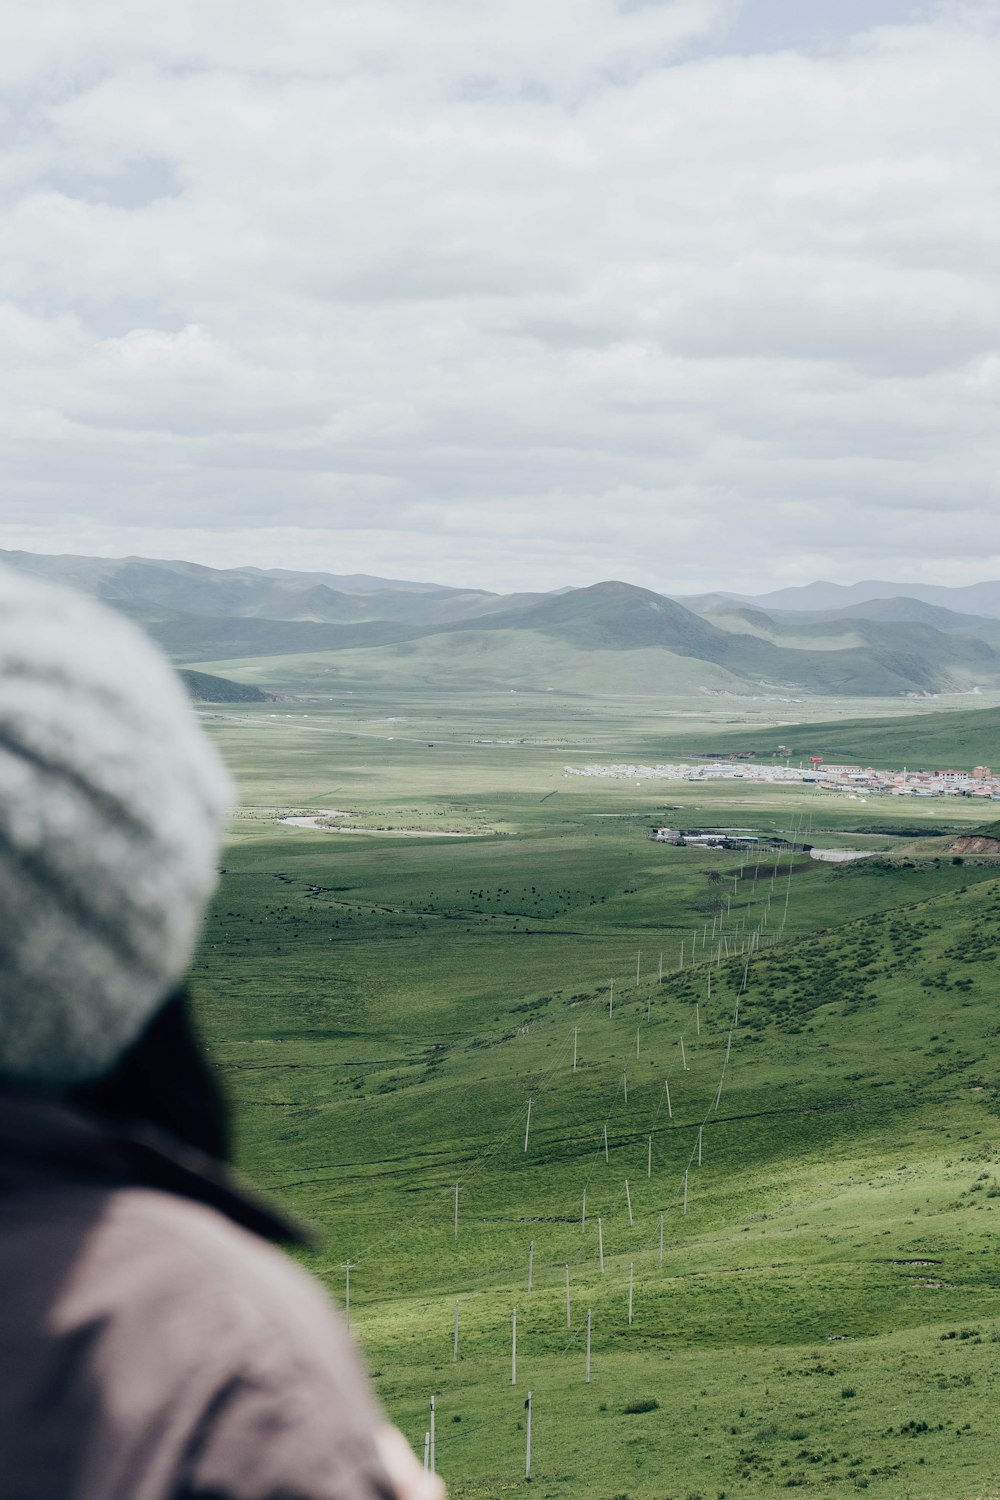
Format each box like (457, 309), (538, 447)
(0, 1089), (394, 1500)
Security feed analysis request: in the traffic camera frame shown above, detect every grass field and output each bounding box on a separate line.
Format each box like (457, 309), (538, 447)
(191, 686), (1000, 1498)
(670, 703), (1000, 772)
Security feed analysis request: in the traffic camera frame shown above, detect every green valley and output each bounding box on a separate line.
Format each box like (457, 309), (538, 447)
(190, 683), (1000, 1500)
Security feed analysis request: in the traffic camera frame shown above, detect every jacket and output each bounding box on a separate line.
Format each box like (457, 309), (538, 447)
(0, 1087), (395, 1500)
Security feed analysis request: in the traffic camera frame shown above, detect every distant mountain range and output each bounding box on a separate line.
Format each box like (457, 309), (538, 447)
(728, 579), (1000, 616)
(6, 548), (1000, 699)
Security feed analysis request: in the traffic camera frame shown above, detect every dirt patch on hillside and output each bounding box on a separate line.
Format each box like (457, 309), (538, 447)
(949, 836), (1000, 856)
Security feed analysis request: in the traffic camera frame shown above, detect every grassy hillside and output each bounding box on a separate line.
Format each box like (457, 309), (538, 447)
(741, 578), (1000, 617)
(453, 583), (1000, 695)
(692, 595), (1000, 639)
(11, 549), (1000, 697)
(179, 668), (276, 702)
(191, 704), (1000, 1497)
(180, 612), (1000, 701)
(0, 548), (494, 624)
(703, 600), (1000, 654)
(194, 630), (751, 698)
(822, 598), (1000, 642)
(150, 610), (416, 659)
(681, 703), (1000, 771)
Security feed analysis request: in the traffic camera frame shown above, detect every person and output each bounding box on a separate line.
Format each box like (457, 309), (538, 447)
(0, 564), (442, 1500)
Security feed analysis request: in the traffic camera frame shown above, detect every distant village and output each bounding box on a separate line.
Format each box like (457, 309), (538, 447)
(564, 757), (999, 799)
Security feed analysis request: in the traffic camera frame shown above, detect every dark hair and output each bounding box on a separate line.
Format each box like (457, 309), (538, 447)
(70, 988), (230, 1161)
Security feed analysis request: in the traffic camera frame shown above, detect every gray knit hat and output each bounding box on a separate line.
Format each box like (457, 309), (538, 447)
(0, 564), (233, 1085)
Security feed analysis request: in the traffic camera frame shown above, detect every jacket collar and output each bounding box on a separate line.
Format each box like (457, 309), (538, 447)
(0, 1086), (309, 1246)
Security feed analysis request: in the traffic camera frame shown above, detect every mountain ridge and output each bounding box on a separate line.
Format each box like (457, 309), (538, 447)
(5, 549), (1000, 697)
(733, 577), (1000, 617)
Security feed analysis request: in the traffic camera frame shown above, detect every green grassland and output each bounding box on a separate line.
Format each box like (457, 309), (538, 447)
(674, 704), (1000, 772)
(192, 691), (1000, 1499)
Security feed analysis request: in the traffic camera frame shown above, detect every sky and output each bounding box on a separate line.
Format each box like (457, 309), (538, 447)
(2, 0), (1000, 596)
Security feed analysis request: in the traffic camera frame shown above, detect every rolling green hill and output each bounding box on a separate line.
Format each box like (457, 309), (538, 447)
(174, 584), (1000, 698)
(147, 610), (416, 660)
(682, 703), (1000, 771)
(0, 549), (505, 627)
(195, 778), (1000, 1499)
(741, 577), (1000, 616)
(178, 669), (276, 703)
(701, 600), (1000, 664)
(9, 550), (1000, 698)
(818, 597), (1000, 642)
(444, 582), (1000, 694)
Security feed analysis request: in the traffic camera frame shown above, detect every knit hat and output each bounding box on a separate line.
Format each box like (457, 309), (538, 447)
(0, 564), (233, 1086)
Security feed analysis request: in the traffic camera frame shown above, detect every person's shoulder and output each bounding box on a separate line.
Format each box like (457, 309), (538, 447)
(103, 1186), (321, 1302)
(100, 1184), (339, 1326)
(37, 1191), (397, 1497)
(74, 1186), (357, 1387)
(90, 1191), (396, 1498)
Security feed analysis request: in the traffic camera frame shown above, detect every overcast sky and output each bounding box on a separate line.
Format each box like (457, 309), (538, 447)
(3, 0), (999, 595)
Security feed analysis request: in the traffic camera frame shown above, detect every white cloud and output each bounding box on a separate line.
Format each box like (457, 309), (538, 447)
(1, 0), (999, 592)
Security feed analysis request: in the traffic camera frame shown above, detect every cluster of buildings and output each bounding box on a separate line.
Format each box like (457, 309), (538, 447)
(564, 759), (1000, 798)
(812, 763), (997, 798)
(651, 828), (810, 851)
(564, 761), (809, 785)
